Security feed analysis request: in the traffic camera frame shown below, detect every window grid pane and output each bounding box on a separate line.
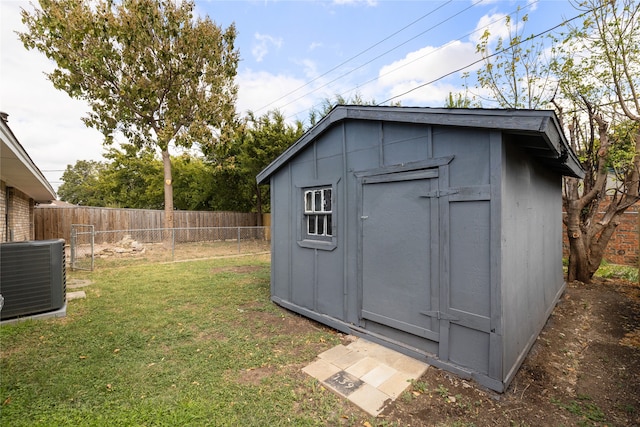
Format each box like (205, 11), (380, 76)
(305, 191), (313, 212)
(308, 215), (316, 234)
(304, 187), (332, 237)
(323, 189), (332, 212)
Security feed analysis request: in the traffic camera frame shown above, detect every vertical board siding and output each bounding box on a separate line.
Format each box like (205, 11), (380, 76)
(34, 207), (260, 244)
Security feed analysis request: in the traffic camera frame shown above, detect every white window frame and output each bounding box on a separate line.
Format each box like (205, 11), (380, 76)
(304, 187), (332, 237)
(297, 180), (338, 251)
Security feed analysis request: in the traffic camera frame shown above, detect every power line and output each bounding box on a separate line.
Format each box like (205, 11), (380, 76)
(282, 0), (484, 117)
(377, 9), (590, 105)
(278, 0), (487, 117)
(252, 0), (456, 115)
(285, 0), (539, 122)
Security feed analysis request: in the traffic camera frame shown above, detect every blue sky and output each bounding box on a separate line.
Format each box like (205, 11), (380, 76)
(0, 0), (577, 193)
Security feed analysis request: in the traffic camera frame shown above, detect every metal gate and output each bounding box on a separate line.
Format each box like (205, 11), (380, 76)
(70, 224), (94, 271)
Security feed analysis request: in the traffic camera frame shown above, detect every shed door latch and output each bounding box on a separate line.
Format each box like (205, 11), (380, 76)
(420, 310), (459, 321)
(421, 189), (459, 198)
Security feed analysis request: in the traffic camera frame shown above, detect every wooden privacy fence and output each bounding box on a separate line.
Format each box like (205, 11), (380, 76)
(34, 206), (262, 244)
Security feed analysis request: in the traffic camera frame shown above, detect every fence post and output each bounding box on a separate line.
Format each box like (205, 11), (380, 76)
(90, 226), (95, 271)
(70, 225), (76, 271)
(237, 227), (241, 253)
(172, 228), (175, 261)
(69, 224), (94, 272)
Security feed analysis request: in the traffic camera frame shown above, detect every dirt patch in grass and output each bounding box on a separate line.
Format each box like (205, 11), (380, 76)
(272, 312), (326, 336)
(377, 278), (640, 427)
(236, 365), (280, 386)
(210, 265), (265, 275)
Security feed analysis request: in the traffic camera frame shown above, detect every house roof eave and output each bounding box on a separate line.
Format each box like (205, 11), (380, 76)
(1, 115), (57, 203)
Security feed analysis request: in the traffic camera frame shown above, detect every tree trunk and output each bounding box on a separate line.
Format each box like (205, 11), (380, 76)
(563, 113), (625, 284)
(565, 186), (635, 283)
(565, 197), (597, 282)
(565, 210), (617, 283)
(162, 150), (174, 230)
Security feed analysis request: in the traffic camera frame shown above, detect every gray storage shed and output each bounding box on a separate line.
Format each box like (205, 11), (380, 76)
(257, 106), (583, 392)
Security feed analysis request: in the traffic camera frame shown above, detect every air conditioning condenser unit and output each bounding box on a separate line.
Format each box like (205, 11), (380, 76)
(0, 239), (66, 320)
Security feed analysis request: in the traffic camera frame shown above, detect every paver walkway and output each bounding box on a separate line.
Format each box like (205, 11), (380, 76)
(303, 337), (429, 416)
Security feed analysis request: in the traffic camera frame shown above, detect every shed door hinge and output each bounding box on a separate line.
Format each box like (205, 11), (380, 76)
(420, 310), (459, 321)
(421, 189), (459, 198)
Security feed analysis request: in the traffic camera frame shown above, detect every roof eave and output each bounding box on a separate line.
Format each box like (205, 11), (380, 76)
(538, 114), (585, 179)
(257, 106), (586, 184)
(257, 107), (348, 184)
(1, 118), (57, 202)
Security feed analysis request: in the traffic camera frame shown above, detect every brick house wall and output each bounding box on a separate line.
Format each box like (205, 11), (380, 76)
(1, 180), (35, 242)
(0, 181), (5, 242)
(563, 202), (639, 266)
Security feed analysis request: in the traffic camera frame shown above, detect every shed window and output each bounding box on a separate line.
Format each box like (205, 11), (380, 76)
(304, 188), (332, 238)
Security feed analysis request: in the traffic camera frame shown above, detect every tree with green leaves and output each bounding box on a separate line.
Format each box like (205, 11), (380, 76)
(59, 148), (245, 210)
(307, 92), (389, 127)
(475, 0), (639, 282)
(475, 9), (553, 109)
(20, 0), (239, 229)
(57, 160), (106, 206)
(235, 110), (304, 220)
(99, 145), (164, 209)
(172, 154), (242, 211)
(549, 0), (640, 282)
(444, 91), (477, 108)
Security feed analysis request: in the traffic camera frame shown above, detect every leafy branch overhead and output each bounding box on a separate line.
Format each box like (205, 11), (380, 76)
(20, 0), (239, 228)
(475, 9), (552, 110)
(472, 0), (639, 283)
(20, 0), (238, 149)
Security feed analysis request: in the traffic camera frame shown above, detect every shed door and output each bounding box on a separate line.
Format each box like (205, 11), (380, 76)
(361, 169), (440, 343)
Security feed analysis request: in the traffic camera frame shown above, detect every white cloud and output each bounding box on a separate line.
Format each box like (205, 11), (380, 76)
(332, 0), (377, 6)
(388, 81), (467, 106)
(360, 36), (497, 107)
(236, 67), (344, 125)
(308, 42), (323, 52)
(236, 69), (309, 117)
(294, 58), (321, 80)
(376, 41), (482, 102)
(0, 1), (105, 193)
(475, 0), (504, 5)
(251, 33), (283, 62)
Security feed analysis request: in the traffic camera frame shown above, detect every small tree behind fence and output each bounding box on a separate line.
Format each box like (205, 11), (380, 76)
(34, 206), (261, 243)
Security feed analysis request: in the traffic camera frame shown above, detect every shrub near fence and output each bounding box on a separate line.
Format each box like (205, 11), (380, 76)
(34, 206), (261, 243)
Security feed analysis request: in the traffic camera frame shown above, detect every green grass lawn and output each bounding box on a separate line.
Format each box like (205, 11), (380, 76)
(0, 255), (365, 426)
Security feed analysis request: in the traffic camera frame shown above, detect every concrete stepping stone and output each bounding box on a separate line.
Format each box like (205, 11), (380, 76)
(67, 279), (92, 289)
(67, 291), (86, 301)
(303, 337), (429, 416)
